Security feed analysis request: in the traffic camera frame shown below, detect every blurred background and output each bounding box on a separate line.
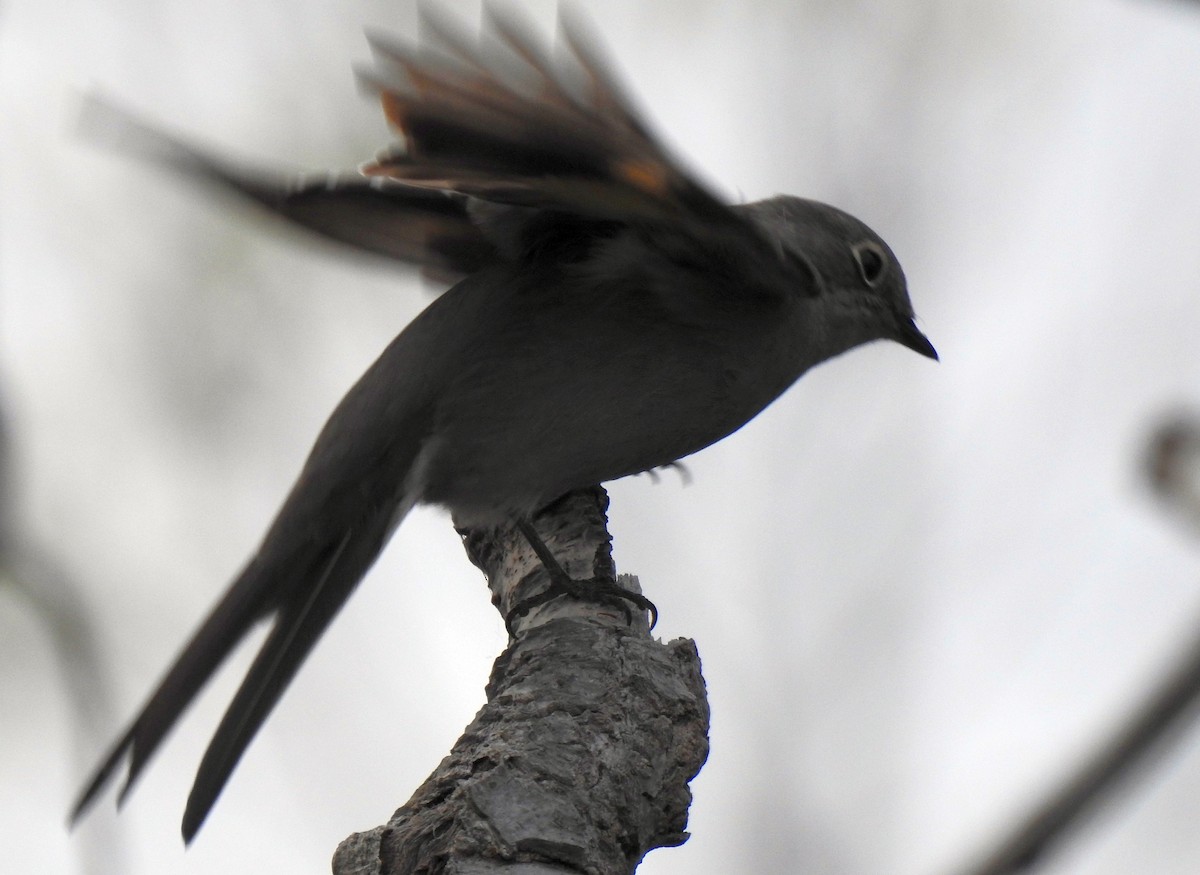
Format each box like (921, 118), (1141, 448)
(4, 0), (1200, 872)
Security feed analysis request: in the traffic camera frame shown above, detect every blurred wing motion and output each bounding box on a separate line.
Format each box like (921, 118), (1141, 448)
(360, 6), (735, 228)
(79, 94), (498, 281)
(81, 6), (746, 287)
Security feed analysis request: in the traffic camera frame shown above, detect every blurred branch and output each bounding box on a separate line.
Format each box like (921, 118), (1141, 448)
(0, 392), (127, 875)
(3, 540), (120, 763)
(948, 411), (1200, 875)
(951, 611), (1200, 874)
(1146, 413), (1200, 536)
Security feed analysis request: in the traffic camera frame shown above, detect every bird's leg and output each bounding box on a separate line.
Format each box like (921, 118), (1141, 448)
(506, 519), (657, 635)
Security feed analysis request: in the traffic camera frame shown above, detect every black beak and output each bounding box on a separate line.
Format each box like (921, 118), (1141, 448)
(897, 317), (938, 361)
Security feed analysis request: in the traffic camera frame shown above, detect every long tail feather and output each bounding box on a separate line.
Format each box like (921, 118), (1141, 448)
(181, 529), (370, 841)
(69, 556), (278, 824)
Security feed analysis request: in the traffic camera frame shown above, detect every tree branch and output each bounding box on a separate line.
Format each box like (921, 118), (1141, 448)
(334, 487), (710, 874)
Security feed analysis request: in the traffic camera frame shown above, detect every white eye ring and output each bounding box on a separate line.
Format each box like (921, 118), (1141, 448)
(851, 241), (888, 288)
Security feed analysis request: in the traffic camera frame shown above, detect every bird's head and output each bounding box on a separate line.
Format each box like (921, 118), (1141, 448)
(738, 196), (937, 363)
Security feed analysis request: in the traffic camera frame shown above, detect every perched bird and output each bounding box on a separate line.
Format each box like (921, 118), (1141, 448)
(71, 7), (936, 843)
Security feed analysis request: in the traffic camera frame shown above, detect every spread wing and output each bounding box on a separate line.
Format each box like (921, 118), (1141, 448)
(81, 8), (764, 285)
(361, 6), (741, 232)
(80, 95), (498, 282)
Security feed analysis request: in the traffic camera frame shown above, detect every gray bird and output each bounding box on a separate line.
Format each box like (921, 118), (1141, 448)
(71, 8), (936, 843)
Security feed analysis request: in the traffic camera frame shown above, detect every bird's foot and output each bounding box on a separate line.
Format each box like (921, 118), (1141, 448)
(506, 519), (658, 635)
(505, 573), (657, 635)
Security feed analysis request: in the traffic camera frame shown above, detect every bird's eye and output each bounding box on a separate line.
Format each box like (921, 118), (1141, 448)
(852, 241), (888, 287)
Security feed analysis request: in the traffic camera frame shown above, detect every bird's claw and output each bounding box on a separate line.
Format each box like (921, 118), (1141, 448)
(505, 575), (658, 636)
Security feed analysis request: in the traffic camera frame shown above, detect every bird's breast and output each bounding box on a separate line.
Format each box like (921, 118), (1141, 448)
(416, 277), (808, 521)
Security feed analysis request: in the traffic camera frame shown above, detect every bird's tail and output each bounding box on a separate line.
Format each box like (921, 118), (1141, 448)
(69, 512), (393, 842)
(68, 554), (278, 826)
(180, 524), (387, 841)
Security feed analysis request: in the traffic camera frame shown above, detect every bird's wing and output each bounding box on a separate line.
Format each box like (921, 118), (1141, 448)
(361, 7), (743, 233)
(80, 95), (498, 281)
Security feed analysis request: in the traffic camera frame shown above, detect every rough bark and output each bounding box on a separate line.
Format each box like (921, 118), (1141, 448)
(334, 487), (710, 875)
